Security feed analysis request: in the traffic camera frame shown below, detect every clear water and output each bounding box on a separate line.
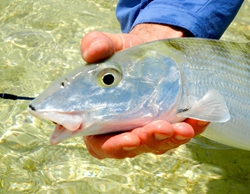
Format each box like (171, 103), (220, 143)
(0, 0), (250, 193)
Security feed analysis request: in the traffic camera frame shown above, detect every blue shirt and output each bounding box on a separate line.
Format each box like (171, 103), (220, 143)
(116, 0), (243, 39)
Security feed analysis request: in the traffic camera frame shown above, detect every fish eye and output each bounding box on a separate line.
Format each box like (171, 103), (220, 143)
(102, 73), (115, 85)
(96, 67), (122, 88)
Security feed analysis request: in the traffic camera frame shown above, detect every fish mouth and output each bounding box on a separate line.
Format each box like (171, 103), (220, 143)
(28, 108), (85, 144)
(50, 122), (83, 145)
(28, 107), (84, 132)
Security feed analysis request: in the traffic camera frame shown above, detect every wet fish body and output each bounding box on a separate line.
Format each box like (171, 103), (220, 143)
(28, 38), (250, 150)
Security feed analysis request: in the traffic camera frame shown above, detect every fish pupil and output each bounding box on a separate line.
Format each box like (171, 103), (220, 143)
(102, 73), (115, 85)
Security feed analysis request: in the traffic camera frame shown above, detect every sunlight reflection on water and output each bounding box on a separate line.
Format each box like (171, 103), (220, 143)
(0, 0), (250, 193)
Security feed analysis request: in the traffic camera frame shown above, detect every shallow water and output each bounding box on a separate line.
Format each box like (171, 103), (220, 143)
(0, 0), (250, 193)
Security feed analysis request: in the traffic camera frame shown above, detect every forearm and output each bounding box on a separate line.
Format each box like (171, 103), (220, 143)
(117, 0), (243, 39)
(129, 23), (188, 42)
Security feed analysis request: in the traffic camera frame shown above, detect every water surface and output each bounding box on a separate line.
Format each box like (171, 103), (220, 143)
(0, 0), (250, 193)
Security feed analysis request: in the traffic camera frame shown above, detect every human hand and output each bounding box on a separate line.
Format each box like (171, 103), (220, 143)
(83, 119), (208, 159)
(81, 23), (188, 63)
(81, 24), (208, 159)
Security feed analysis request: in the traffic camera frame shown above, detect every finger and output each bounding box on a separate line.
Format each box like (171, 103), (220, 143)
(84, 132), (141, 159)
(149, 122), (194, 152)
(172, 122), (195, 139)
(134, 120), (174, 144)
(81, 31), (115, 63)
(184, 118), (209, 136)
(167, 122), (195, 147)
(83, 134), (114, 159)
(81, 31), (145, 63)
(129, 121), (174, 154)
(132, 121), (194, 154)
(136, 122), (194, 152)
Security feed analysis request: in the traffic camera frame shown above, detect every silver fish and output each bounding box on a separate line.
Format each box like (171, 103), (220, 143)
(28, 38), (250, 150)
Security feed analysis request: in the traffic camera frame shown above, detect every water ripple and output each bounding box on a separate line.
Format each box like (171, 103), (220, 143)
(0, 0), (250, 193)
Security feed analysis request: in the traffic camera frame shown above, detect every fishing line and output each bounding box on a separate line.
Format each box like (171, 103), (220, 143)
(0, 93), (35, 100)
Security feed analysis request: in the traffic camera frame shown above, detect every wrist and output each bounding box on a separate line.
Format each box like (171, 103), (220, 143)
(129, 23), (192, 42)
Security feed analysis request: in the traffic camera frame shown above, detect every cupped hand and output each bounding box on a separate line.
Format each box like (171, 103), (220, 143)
(84, 119), (208, 159)
(81, 24), (209, 159)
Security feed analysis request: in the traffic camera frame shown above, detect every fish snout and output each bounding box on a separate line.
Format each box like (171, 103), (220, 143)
(28, 105), (84, 132)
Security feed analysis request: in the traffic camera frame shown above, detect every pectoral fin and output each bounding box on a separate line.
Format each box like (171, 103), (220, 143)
(177, 90), (230, 122)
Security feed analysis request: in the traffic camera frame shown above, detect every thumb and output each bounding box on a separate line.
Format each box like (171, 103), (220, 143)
(81, 31), (146, 63)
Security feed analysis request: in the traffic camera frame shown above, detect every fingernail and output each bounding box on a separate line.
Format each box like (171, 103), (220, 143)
(197, 121), (209, 126)
(175, 135), (189, 140)
(122, 146), (137, 151)
(154, 133), (169, 140)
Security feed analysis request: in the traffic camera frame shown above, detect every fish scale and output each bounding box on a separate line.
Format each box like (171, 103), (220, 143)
(28, 38), (250, 150)
(168, 39), (250, 149)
